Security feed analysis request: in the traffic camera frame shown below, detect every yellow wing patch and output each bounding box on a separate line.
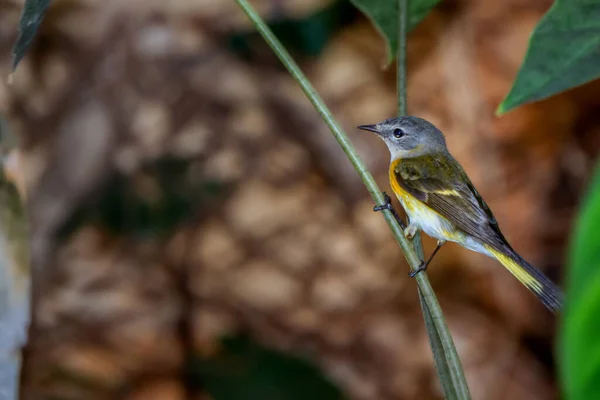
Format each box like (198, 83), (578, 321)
(434, 189), (461, 196)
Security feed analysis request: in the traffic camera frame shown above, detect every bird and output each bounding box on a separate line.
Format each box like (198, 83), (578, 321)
(358, 116), (563, 313)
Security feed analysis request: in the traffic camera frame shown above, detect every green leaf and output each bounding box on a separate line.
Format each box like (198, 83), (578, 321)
(230, 0), (356, 58)
(58, 157), (225, 239)
(12, 0), (52, 70)
(349, 0), (441, 64)
(187, 335), (345, 400)
(561, 162), (600, 399)
(497, 1), (600, 114)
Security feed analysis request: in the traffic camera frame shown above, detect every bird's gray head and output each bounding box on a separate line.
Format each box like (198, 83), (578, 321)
(358, 116), (447, 160)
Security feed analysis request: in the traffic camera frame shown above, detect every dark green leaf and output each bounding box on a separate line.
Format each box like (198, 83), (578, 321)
(187, 335), (345, 400)
(349, 0), (441, 64)
(229, 0), (355, 58)
(58, 157), (225, 239)
(12, 0), (52, 70)
(498, 1), (600, 114)
(561, 162), (600, 399)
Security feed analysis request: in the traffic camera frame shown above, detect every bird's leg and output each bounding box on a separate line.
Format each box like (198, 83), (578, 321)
(409, 240), (446, 278)
(373, 192), (406, 229)
(404, 224), (418, 239)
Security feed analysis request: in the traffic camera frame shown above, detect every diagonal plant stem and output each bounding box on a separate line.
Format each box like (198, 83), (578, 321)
(233, 0), (416, 266)
(395, 0), (470, 399)
(234, 0), (470, 398)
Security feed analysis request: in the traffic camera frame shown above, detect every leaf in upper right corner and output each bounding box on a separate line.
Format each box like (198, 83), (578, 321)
(12, 0), (52, 70)
(561, 162), (600, 400)
(497, 0), (600, 114)
(349, 0), (441, 64)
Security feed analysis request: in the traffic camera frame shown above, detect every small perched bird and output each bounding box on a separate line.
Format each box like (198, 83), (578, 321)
(358, 116), (563, 313)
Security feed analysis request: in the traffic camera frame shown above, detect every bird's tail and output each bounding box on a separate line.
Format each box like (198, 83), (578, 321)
(487, 246), (563, 313)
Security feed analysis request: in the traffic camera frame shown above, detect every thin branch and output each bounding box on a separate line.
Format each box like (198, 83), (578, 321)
(397, 0), (408, 117)
(234, 1), (470, 399)
(395, 0), (471, 397)
(397, 0), (452, 392)
(233, 0), (413, 260)
(396, 0), (425, 260)
(419, 294), (456, 397)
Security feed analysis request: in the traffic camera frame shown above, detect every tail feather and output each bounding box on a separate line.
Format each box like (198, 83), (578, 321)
(488, 246), (563, 313)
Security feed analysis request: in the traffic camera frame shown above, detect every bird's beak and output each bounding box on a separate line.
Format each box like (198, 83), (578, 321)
(357, 124), (380, 134)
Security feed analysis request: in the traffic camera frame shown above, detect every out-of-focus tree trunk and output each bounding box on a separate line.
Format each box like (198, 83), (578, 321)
(0, 130), (29, 400)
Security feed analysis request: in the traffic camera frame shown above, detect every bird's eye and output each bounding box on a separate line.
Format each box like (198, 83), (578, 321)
(393, 128), (404, 138)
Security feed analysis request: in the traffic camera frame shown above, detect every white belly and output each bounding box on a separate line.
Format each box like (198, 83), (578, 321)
(399, 196), (493, 257)
(402, 197), (453, 240)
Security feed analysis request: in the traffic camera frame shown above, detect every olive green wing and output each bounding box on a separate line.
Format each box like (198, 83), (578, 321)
(394, 155), (507, 251)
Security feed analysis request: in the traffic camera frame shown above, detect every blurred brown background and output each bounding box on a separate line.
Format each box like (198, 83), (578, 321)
(1, 0), (599, 398)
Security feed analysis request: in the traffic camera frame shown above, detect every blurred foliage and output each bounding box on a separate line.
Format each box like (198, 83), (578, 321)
(498, 0), (600, 113)
(561, 163), (600, 400)
(59, 157), (224, 239)
(349, 0), (441, 63)
(187, 335), (345, 400)
(229, 0), (356, 58)
(11, 0), (51, 70)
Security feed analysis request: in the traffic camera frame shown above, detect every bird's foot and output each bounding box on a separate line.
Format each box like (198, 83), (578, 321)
(373, 192), (407, 229)
(409, 261), (428, 278)
(404, 224), (418, 239)
(373, 192), (393, 212)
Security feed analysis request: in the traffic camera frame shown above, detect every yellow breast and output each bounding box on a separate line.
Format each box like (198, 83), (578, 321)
(388, 159), (460, 243)
(389, 159), (419, 213)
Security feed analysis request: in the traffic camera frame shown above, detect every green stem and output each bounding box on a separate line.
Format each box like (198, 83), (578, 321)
(396, 0), (425, 267)
(397, 0), (408, 117)
(395, 0), (470, 398)
(396, 0), (446, 388)
(419, 294), (456, 398)
(234, 1), (470, 399)
(234, 0), (417, 265)
(396, 0), (425, 262)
